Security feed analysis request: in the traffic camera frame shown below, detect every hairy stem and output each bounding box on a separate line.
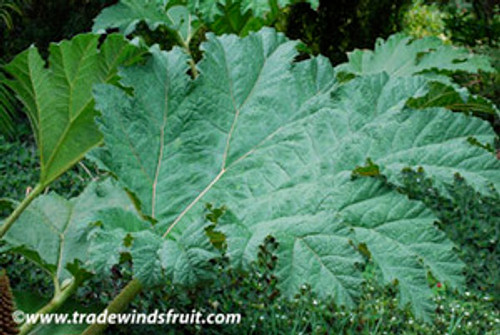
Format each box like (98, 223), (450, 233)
(81, 279), (143, 335)
(0, 183), (44, 239)
(19, 278), (78, 335)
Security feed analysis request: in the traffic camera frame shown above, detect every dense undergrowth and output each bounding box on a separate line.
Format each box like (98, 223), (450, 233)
(1, 132), (499, 334)
(0, 1), (499, 334)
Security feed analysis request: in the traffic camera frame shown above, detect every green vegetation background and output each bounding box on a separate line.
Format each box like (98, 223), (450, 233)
(0, 0), (499, 334)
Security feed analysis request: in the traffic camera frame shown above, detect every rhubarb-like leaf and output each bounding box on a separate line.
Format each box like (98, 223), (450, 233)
(327, 74), (500, 194)
(4, 34), (144, 186)
(335, 34), (498, 116)
(2, 179), (134, 284)
(336, 33), (494, 77)
(93, 0), (201, 47)
(208, 0), (266, 36)
(239, 0), (319, 17)
(89, 29), (500, 320)
(93, 0), (319, 40)
(407, 81), (499, 116)
(173, 0), (320, 21)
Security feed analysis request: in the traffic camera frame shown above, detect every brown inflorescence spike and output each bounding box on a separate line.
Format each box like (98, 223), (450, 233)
(0, 270), (19, 335)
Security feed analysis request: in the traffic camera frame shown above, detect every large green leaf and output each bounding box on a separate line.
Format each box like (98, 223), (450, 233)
(226, 0), (318, 18)
(187, 0), (220, 21)
(2, 179), (134, 284)
(327, 74), (499, 194)
(407, 80), (499, 116)
(207, 0), (267, 36)
(335, 33), (498, 116)
(336, 33), (494, 77)
(93, 0), (201, 47)
(0, 72), (17, 138)
(93, 0), (319, 40)
(175, 0), (319, 21)
(89, 29), (500, 320)
(4, 34), (144, 186)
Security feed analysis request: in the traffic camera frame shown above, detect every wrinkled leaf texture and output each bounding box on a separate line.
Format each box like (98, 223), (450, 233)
(336, 33), (494, 76)
(336, 33), (498, 116)
(93, 0), (201, 46)
(93, 0), (319, 38)
(88, 29), (500, 321)
(1, 179), (134, 285)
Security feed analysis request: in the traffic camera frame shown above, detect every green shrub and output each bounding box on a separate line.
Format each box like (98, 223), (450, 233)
(1, 119), (499, 335)
(84, 238), (500, 334)
(0, 2), (498, 333)
(0, 126), (99, 216)
(403, 0), (448, 40)
(400, 170), (500, 304)
(443, 0), (499, 47)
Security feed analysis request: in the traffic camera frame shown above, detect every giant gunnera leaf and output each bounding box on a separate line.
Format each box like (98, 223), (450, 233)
(222, 0), (319, 18)
(335, 33), (498, 116)
(93, 0), (201, 48)
(93, 0), (319, 40)
(88, 29), (500, 321)
(4, 34), (144, 187)
(336, 33), (494, 77)
(1, 179), (134, 286)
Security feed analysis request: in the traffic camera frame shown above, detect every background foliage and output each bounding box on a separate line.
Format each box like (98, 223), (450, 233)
(0, 0), (499, 334)
(1, 0), (499, 138)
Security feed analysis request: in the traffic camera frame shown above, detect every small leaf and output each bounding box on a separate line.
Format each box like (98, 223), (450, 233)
(352, 158), (380, 177)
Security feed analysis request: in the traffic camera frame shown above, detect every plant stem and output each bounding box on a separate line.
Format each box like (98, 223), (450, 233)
(173, 30), (198, 79)
(79, 161), (95, 180)
(189, 58), (199, 78)
(182, 43), (198, 78)
(0, 183), (43, 239)
(19, 278), (78, 335)
(82, 279), (143, 335)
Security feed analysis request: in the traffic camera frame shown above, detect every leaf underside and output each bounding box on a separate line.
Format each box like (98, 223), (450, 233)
(4, 34), (144, 186)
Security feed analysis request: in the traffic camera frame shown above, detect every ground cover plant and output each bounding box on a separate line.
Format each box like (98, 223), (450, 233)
(0, 1), (499, 334)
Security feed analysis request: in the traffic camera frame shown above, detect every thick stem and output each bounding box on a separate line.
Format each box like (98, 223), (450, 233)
(19, 279), (78, 335)
(173, 29), (198, 79)
(188, 58), (199, 78)
(81, 279), (143, 335)
(0, 184), (44, 239)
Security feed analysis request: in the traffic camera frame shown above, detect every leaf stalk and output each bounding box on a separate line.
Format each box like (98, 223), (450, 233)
(81, 279), (143, 335)
(19, 278), (78, 335)
(0, 183), (44, 239)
